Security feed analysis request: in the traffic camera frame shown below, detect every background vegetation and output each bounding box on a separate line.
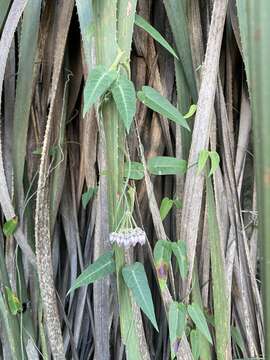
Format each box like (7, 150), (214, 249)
(0, 0), (266, 359)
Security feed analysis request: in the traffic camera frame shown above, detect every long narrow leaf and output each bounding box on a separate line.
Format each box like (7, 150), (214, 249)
(122, 262), (158, 331)
(163, 0), (198, 102)
(0, 0), (11, 30)
(169, 302), (187, 359)
(147, 156), (187, 176)
(206, 175), (230, 358)
(138, 86), (190, 130)
(68, 251), (115, 294)
(187, 303), (212, 345)
(135, 14), (179, 60)
(75, 0), (93, 69)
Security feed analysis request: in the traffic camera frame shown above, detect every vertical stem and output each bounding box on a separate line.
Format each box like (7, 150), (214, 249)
(92, 1), (142, 358)
(240, 1), (270, 356)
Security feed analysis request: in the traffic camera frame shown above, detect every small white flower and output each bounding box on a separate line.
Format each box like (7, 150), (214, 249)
(109, 227), (146, 248)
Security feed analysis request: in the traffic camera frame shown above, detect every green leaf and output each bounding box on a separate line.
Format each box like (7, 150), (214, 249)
(82, 187), (98, 209)
(206, 173), (230, 357)
(75, 0), (93, 69)
(208, 151), (220, 176)
(154, 240), (172, 264)
(197, 149), (209, 175)
(163, 1), (198, 102)
(83, 65), (117, 115)
(204, 312), (215, 328)
(127, 185), (136, 212)
(12, 0), (42, 206)
(160, 197), (174, 221)
(231, 326), (245, 354)
(171, 241), (188, 279)
(183, 104), (197, 119)
(68, 251), (115, 294)
(134, 14), (179, 60)
(190, 329), (200, 360)
(3, 217), (18, 237)
(32, 145), (58, 156)
(111, 76), (136, 133)
(173, 199), (182, 209)
(169, 302), (187, 359)
(137, 86), (190, 130)
(0, 0), (11, 30)
(187, 303), (212, 344)
(92, 1), (141, 358)
(147, 156), (187, 176)
(4, 287), (22, 315)
(122, 262), (158, 331)
(153, 240), (172, 289)
(124, 161), (144, 180)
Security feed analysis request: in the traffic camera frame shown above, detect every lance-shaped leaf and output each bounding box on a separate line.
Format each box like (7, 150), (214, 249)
(124, 161), (144, 180)
(134, 14), (179, 60)
(83, 65), (117, 115)
(75, 0), (93, 69)
(206, 174), (230, 358)
(231, 326), (245, 354)
(187, 303), (213, 344)
(111, 77), (136, 133)
(169, 302), (187, 359)
(82, 187), (98, 209)
(122, 262), (158, 331)
(173, 199), (182, 209)
(171, 241), (188, 279)
(68, 251), (115, 294)
(208, 151), (220, 177)
(137, 86), (190, 130)
(160, 197), (174, 221)
(3, 216), (18, 237)
(154, 240), (172, 289)
(147, 156), (187, 176)
(197, 149), (209, 175)
(184, 104), (197, 119)
(190, 329), (200, 360)
(5, 287), (22, 315)
(154, 240), (172, 264)
(0, 0), (11, 30)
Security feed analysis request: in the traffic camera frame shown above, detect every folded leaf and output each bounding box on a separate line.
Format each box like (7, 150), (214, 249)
(5, 287), (22, 315)
(208, 151), (220, 176)
(169, 302), (187, 359)
(197, 149), (209, 175)
(160, 197), (174, 221)
(171, 241), (188, 279)
(111, 77), (136, 132)
(154, 240), (172, 288)
(154, 240), (172, 265)
(83, 65), (117, 115)
(184, 104), (197, 119)
(3, 217), (18, 237)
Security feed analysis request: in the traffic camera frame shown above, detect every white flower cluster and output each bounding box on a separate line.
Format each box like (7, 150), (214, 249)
(109, 227), (146, 248)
